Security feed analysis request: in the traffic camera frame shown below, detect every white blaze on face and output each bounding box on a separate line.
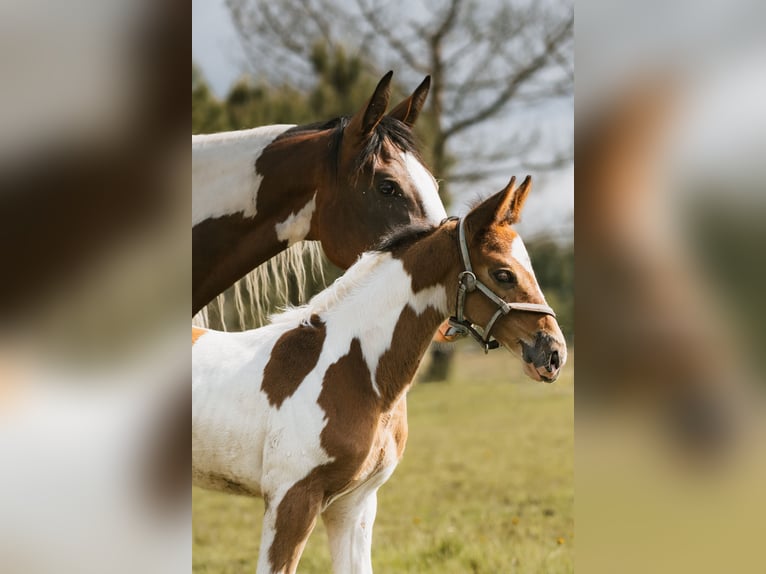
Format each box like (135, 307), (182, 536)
(511, 233), (546, 299)
(510, 234), (534, 274)
(275, 193), (317, 246)
(401, 152), (447, 224)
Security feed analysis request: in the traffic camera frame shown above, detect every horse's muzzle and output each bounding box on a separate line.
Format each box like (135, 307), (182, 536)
(521, 332), (566, 383)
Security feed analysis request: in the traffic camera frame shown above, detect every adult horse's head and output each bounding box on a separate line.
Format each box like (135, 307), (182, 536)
(311, 71), (446, 268)
(455, 176), (567, 382)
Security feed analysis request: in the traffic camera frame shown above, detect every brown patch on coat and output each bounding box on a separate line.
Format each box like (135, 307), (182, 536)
(261, 314), (326, 408)
(397, 221), (459, 293)
(353, 396), (410, 482)
(192, 327), (207, 346)
(375, 305), (447, 409)
(316, 338), (382, 488)
(391, 223), (460, 360)
(193, 212), (288, 315)
(254, 130), (329, 227)
(268, 473), (324, 573)
(269, 338), (380, 572)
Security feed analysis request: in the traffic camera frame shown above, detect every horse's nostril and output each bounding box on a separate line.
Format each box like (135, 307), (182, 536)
(549, 350), (560, 372)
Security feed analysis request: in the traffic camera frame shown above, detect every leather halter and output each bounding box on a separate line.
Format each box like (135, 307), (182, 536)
(443, 216), (556, 353)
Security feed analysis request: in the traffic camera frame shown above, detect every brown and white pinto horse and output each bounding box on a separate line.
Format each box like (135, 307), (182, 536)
(192, 71), (446, 320)
(192, 176), (566, 574)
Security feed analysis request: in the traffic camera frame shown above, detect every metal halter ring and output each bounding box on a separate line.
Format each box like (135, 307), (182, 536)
(457, 271), (477, 291)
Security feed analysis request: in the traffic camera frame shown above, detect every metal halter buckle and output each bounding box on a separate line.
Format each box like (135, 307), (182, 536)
(446, 217), (556, 353)
(458, 271), (477, 292)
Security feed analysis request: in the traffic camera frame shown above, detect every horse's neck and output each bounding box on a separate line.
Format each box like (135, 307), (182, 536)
(292, 230), (457, 407)
(191, 126), (327, 315)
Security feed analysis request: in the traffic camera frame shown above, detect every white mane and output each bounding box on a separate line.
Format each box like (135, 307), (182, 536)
(192, 240), (327, 331)
(270, 251), (389, 327)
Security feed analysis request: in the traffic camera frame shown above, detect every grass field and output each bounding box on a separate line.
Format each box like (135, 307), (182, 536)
(193, 345), (574, 573)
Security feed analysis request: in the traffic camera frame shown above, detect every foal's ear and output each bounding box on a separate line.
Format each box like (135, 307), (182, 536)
(495, 175), (532, 225)
(349, 71), (393, 136)
(467, 175), (533, 231)
(388, 76), (431, 127)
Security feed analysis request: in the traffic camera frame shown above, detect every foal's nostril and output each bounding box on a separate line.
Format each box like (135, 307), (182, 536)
(549, 350), (560, 372)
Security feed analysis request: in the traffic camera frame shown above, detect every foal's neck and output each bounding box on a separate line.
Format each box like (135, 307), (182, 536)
(308, 226), (460, 408)
(191, 126), (332, 315)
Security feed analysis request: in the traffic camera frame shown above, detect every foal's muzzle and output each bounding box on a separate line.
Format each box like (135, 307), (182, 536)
(521, 332), (565, 382)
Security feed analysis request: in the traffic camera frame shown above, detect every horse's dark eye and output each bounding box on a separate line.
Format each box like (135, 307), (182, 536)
(378, 180), (396, 196)
(493, 269), (516, 285)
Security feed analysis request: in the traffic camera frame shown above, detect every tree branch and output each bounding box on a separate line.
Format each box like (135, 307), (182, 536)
(354, 0), (429, 73)
(442, 12), (573, 140)
(433, 0), (464, 41)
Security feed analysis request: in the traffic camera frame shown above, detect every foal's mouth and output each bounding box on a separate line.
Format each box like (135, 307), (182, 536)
(522, 360), (555, 383)
(520, 338), (561, 383)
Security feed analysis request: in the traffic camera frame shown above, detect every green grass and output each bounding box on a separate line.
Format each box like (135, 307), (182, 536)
(193, 345), (574, 573)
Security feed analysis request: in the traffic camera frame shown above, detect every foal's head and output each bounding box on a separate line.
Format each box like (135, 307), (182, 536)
(460, 176), (567, 382)
(315, 72), (446, 268)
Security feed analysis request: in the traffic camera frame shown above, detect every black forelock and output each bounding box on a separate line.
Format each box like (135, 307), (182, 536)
(274, 115), (423, 176)
(356, 115), (421, 172)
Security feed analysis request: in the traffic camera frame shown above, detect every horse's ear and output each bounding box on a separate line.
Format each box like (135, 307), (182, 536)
(348, 71), (394, 137)
(387, 76), (431, 127)
(466, 175), (532, 232)
(495, 175), (532, 225)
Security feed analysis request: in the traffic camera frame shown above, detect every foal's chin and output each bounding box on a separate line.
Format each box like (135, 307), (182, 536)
(522, 360), (558, 383)
(504, 342), (560, 384)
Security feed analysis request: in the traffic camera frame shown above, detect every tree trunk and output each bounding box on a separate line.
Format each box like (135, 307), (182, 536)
(422, 341), (455, 382)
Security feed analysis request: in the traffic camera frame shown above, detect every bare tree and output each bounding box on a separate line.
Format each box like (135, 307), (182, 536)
(226, 0), (573, 204)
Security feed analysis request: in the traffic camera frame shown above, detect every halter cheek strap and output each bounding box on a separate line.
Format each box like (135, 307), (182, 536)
(443, 216), (556, 353)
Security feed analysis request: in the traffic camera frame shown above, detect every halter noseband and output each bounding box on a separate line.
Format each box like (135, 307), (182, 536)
(443, 216), (556, 353)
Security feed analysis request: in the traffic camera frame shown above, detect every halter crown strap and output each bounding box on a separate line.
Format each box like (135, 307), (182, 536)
(447, 217), (556, 353)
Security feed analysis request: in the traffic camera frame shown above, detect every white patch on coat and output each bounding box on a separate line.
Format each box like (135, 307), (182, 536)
(275, 193), (317, 246)
(401, 152), (447, 224)
(192, 124), (294, 226)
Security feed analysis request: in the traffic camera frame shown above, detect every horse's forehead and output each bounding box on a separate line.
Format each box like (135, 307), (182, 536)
(510, 233), (534, 275)
(487, 226), (535, 275)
